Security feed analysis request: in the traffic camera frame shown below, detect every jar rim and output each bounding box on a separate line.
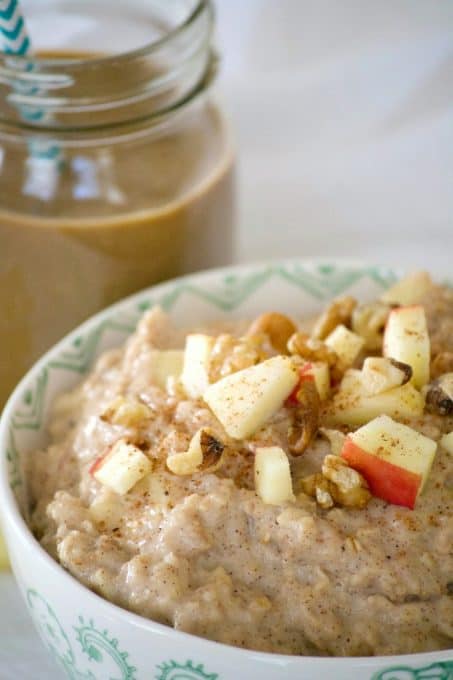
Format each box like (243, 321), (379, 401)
(0, 54), (218, 145)
(0, 0), (209, 68)
(0, 0), (216, 135)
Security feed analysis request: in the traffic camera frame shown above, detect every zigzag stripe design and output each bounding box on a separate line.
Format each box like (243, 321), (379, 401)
(6, 427), (21, 490)
(0, 0), (21, 23)
(0, 1), (62, 165)
(12, 368), (48, 430)
(4, 34), (29, 55)
(0, 14), (23, 40)
(0, 0), (29, 55)
(0, 30), (30, 57)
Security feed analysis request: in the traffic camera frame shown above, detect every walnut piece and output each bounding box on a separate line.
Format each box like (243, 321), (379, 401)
(425, 373), (453, 416)
(209, 333), (267, 382)
(322, 455), (371, 508)
(247, 312), (297, 354)
(166, 428), (225, 475)
(288, 332), (337, 365)
(300, 455), (371, 510)
(311, 296), (357, 340)
(197, 430), (226, 471)
(300, 473), (334, 509)
(288, 381), (320, 456)
(101, 396), (152, 428)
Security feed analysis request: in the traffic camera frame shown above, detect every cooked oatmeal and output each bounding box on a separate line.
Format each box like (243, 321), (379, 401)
(29, 273), (453, 656)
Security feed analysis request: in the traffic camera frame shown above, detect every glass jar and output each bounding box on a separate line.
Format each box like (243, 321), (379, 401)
(0, 0), (235, 408)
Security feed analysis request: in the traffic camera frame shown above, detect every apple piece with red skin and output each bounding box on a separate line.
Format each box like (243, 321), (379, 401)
(285, 367), (314, 406)
(383, 305), (430, 389)
(340, 415), (437, 509)
(89, 454), (106, 476)
(285, 361), (330, 406)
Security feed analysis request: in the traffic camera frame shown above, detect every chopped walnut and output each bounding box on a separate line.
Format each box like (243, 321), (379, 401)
(351, 302), (391, 351)
(299, 473), (335, 509)
(315, 483), (335, 509)
(247, 312), (297, 354)
(208, 333), (267, 382)
(322, 455), (371, 508)
(288, 381), (320, 455)
(100, 396), (152, 428)
(166, 428), (225, 475)
(300, 455), (371, 510)
(311, 296), (357, 340)
(197, 430), (226, 471)
(300, 473), (334, 509)
(288, 332), (338, 367)
(425, 373), (453, 416)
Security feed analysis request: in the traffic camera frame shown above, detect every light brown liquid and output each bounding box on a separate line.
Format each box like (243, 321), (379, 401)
(0, 52), (235, 408)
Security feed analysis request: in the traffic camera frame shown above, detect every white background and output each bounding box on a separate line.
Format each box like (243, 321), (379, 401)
(215, 0), (453, 271)
(1, 1), (453, 678)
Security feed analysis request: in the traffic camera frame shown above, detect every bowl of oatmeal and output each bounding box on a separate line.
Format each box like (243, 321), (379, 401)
(0, 259), (452, 680)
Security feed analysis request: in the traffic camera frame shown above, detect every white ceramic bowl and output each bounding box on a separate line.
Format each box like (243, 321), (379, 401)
(1, 259), (452, 680)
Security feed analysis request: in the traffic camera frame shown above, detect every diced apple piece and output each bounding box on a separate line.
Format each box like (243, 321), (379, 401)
(286, 361), (330, 404)
(339, 368), (363, 392)
(89, 489), (125, 529)
(181, 334), (215, 399)
(0, 533), (9, 570)
(341, 414), (437, 509)
(383, 306), (430, 388)
(90, 439), (151, 495)
(204, 356), (299, 439)
(326, 381), (424, 427)
(381, 271), (433, 306)
(148, 350), (184, 390)
(254, 446), (295, 505)
(166, 428), (224, 475)
(325, 325), (365, 370)
(440, 432), (453, 456)
(361, 357), (411, 396)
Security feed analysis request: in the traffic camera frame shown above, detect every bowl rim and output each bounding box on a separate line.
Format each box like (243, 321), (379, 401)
(0, 256), (452, 667)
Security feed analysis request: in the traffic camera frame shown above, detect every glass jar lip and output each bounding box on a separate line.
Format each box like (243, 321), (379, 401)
(0, 53), (218, 145)
(0, 0), (210, 68)
(0, 0), (216, 135)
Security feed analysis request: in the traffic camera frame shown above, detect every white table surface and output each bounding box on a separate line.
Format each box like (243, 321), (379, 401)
(2, 1), (453, 678)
